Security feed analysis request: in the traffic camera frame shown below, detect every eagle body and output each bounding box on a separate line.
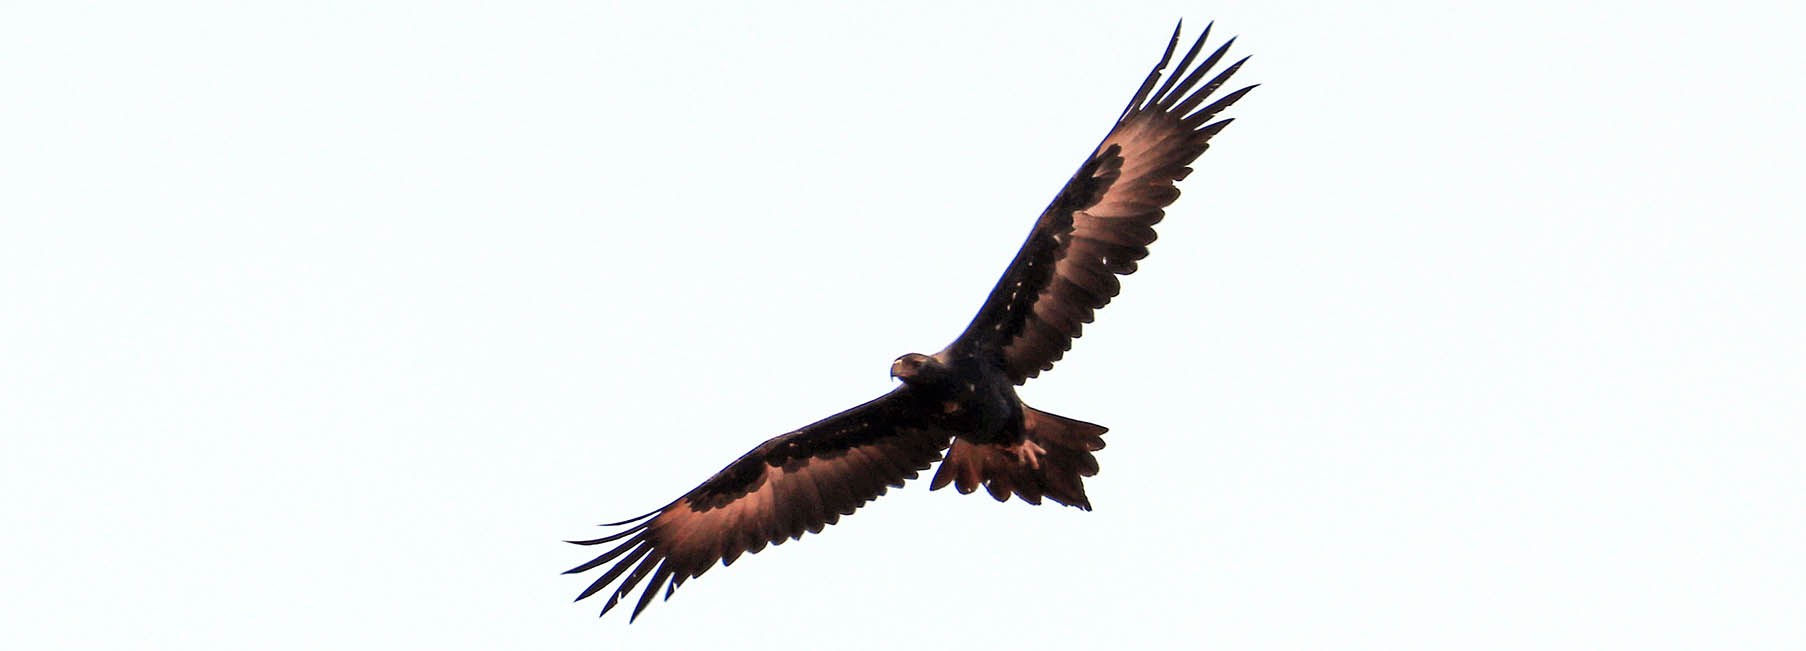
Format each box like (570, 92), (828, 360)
(892, 351), (1026, 446)
(569, 23), (1255, 622)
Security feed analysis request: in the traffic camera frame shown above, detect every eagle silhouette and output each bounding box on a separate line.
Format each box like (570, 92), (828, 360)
(569, 23), (1254, 621)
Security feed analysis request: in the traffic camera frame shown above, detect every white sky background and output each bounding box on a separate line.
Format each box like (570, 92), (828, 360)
(3, 1), (1802, 648)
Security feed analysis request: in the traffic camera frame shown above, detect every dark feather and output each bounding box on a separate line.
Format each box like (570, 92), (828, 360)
(950, 24), (1255, 383)
(567, 388), (951, 620)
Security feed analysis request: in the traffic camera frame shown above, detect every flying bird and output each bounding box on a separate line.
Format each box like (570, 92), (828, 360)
(569, 23), (1255, 621)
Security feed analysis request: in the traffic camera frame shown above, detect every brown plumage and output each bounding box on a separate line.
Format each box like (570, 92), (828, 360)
(930, 405), (1107, 507)
(568, 22), (1255, 622)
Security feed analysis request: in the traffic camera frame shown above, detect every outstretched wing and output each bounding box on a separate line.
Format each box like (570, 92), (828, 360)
(950, 23), (1256, 383)
(566, 388), (951, 621)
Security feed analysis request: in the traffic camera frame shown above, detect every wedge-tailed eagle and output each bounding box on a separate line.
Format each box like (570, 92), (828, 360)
(569, 23), (1254, 621)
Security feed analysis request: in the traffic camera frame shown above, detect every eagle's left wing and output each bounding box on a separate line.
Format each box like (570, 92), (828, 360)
(949, 24), (1254, 383)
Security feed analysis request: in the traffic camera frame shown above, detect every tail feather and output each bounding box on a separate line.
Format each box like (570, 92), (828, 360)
(930, 405), (1107, 510)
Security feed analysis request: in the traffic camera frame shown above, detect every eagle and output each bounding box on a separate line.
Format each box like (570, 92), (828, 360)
(568, 23), (1254, 621)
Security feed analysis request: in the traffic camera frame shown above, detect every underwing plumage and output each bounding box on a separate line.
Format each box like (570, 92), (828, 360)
(568, 22), (1256, 622)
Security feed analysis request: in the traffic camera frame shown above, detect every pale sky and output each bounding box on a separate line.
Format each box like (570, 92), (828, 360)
(3, 1), (1802, 649)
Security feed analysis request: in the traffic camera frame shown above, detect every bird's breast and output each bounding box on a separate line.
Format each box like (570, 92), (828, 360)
(929, 381), (1023, 446)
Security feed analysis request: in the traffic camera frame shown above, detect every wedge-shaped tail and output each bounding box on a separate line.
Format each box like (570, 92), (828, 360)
(930, 406), (1108, 509)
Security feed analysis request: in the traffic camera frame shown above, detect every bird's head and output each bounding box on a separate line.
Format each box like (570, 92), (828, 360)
(889, 353), (948, 386)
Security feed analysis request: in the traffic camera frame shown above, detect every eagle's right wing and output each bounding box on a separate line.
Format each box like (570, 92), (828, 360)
(566, 388), (951, 621)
